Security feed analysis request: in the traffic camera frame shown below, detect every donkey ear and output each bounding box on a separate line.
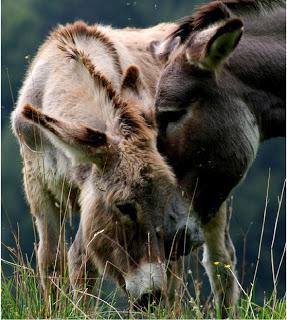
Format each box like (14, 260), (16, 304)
(22, 104), (113, 168)
(150, 36), (181, 64)
(121, 65), (144, 94)
(188, 18), (243, 70)
(121, 65), (155, 127)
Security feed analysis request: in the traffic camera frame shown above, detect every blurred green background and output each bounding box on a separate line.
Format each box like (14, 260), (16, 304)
(2, 0), (285, 302)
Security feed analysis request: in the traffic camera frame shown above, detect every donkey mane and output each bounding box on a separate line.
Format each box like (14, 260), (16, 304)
(168, 0), (285, 44)
(55, 22), (153, 142)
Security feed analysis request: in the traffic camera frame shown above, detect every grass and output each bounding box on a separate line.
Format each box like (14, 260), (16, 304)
(1, 251), (286, 319)
(2, 177), (286, 319)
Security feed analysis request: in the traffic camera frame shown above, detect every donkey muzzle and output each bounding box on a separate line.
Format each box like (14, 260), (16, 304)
(165, 216), (204, 260)
(125, 262), (166, 307)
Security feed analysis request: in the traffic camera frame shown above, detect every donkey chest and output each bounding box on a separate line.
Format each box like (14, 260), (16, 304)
(36, 147), (80, 209)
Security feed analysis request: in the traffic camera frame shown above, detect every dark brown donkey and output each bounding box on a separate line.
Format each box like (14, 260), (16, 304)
(151, 0), (286, 315)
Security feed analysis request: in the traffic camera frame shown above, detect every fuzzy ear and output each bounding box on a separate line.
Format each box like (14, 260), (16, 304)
(22, 104), (113, 168)
(120, 65), (156, 128)
(150, 36), (181, 64)
(187, 18), (243, 70)
(121, 65), (144, 94)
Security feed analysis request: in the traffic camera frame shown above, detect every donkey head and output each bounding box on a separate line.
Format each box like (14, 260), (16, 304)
(151, 11), (244, 137)
(150, 6), (247, 221)
(120, 65), (204, 262)
(21, 43), (203, 306)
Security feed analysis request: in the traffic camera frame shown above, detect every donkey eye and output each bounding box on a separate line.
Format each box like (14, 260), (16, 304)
(116, 203), (137, 221)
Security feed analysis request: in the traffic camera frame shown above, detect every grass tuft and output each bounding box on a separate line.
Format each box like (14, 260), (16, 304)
(1, 255), (286, 319)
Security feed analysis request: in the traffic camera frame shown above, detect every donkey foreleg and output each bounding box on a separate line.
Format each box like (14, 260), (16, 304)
(23, 155), (67, 296)
(202, 203), (239, 317)
(68, 224), (98, 302)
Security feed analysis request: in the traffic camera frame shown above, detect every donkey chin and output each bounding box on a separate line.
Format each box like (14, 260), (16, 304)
(124, 262), (167, 309)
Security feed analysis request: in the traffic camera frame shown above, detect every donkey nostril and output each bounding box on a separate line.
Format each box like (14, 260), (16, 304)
(135, 290), (162, 310)
(152, 290), (162, 304)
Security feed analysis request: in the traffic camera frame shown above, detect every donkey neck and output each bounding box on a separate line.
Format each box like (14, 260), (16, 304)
(227, 35), (285, 99)
(217, 67), (285, 141)
(217, 10), (286, 140)
(221, 7), (285, 101)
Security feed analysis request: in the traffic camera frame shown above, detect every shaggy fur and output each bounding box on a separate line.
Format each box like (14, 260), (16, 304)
(11, 20), (205, 305)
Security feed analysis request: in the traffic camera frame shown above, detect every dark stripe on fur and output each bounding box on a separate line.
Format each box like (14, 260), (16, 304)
(57, 43), (121, 105)
(22, 104), (59, 136)
(73, 127), (107, 147)
(54, 23), (153, 141)
(55, 21), (122, 76)
(22, 104), (108, 148)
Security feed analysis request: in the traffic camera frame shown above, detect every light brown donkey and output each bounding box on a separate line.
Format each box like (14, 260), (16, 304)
(11, 21), (203, 307)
